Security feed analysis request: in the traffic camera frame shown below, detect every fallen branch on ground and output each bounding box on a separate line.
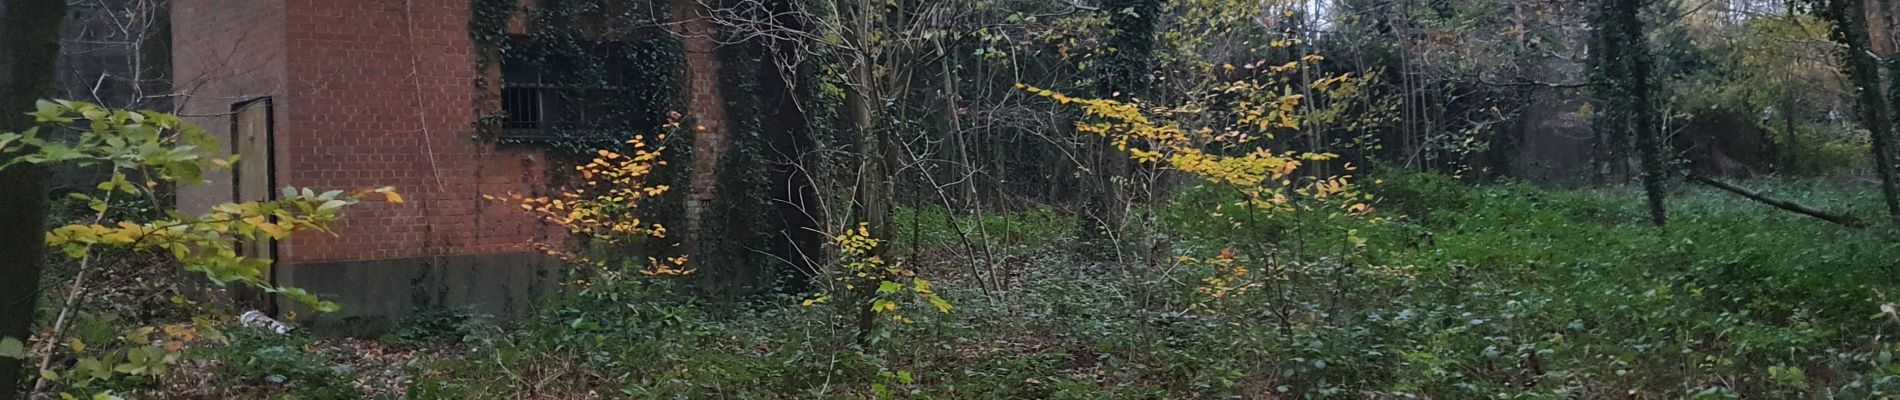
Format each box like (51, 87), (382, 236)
(1687, 174), (1866, 228)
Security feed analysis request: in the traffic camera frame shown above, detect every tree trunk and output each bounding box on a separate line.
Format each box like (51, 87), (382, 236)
(842, 0), (894, 340)
(1815, 0), (1900, 222)
(0, 0), (66, 398)
(1593, 0), (1667, 226)
(1783, 104), (1800, 172)
(1620, 0), (1667, 226)
(1078, 0), (1158, 245)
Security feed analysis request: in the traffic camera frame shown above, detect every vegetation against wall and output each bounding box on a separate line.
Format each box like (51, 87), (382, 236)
(0, 101), (393, 399)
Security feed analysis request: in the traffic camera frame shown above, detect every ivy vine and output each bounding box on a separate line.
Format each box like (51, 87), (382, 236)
(469, 0), (680, 155)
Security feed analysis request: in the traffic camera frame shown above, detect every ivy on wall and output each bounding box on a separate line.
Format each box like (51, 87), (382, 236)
(470, 0), (679, 154)
(470, 0), (802, 295)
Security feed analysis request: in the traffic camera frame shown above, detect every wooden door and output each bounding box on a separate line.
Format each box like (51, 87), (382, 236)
(231, 99), (275, 309)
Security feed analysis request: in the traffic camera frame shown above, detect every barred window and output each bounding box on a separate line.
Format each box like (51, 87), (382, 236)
(494, 34), (672, 144)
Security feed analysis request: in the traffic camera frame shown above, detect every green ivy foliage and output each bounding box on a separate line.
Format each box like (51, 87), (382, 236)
(470, 0), (805, 294)
(470, 0), (680, 154)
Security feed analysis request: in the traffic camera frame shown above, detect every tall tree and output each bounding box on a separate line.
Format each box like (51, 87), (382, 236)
(1078, 0), (1159, 245)
(837, 0), (901, 338)
(0, 0), (67, 397)
(1810, 0), (1900, 221)
(1593, 0), (1669, 225)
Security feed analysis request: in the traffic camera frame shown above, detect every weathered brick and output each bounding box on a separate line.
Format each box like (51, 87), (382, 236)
(175, 0), (561, 265)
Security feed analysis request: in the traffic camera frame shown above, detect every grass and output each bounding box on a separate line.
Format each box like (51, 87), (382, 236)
(174, 174), (1900, 399)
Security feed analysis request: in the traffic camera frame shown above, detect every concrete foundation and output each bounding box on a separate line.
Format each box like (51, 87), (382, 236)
(273, 252), (564, 337)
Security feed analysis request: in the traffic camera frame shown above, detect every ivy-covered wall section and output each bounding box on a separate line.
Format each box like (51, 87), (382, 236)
(470, 0), (810, 295)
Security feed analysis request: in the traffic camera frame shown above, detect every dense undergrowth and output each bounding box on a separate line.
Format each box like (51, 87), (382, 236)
(177, 174), (1900, 399)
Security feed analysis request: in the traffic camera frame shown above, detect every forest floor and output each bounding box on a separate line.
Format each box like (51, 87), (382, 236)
(102, 174), (1900, 398)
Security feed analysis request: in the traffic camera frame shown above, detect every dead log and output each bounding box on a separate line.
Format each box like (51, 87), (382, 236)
(1687, 174), (1866, 228)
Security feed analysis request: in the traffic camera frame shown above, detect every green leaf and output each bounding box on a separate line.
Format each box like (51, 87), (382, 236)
(877, 281), (902, 294)
(77, 357), (107, 379)
(35, 142), (83, 163)
(32, 100), (66, 122)
(0, 336), (24, 358)
(0, 132), (20, 153)
(929, 296), (954, 313)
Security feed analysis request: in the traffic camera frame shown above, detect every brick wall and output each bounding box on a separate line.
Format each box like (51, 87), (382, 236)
(176, 0), (560, 265)
(278, 0), (556, 263)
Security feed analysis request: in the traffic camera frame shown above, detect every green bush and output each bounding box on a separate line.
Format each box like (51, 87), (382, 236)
(198, 328), (363, 399)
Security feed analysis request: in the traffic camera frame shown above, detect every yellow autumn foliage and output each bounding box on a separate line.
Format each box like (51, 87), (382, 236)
(484, 121), (688, 277)
(1018, 82), (1367, 214)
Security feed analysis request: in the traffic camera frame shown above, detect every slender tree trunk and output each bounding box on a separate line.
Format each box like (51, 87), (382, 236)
(1784, 105), (1801, 172)
(0, 1), (66, 398)
(1815, 0), (1900, 221)
(843, 0), (886, 249)
(1589, 8), (1627, 184)
(1620, 0), (1667, 226)
(842, 0), (894, 340)
(1078, 0), (1158, 246)
(943, 47), (976, 209)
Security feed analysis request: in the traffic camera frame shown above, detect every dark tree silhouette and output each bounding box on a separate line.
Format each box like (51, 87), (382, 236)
(0, 0), (67, 397)
(1592, 0), (1668, 225)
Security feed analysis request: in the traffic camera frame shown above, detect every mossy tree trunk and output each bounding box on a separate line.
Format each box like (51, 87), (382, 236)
(1591, 0), (1667, 226)
(0, 0), (66, 397)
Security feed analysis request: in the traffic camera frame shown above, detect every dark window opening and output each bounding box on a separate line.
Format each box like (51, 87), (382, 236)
(496, 35), (671, 143)
(502, 87), (543, 130)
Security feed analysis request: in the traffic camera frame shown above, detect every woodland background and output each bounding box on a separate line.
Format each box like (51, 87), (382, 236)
(4, 0), (1900, 398)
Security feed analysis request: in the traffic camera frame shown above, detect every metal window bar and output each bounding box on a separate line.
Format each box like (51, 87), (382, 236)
(502, 87), (542, 130)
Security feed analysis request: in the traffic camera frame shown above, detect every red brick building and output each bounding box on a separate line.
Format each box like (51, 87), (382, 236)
(169, 0), (798, 334)
(172, 0), (571, 335)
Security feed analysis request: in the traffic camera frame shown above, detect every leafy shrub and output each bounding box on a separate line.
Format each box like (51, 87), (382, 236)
(1364, 171), (1474, 220)
(198, 328), (363, 399)
(385, 308), (498, 345)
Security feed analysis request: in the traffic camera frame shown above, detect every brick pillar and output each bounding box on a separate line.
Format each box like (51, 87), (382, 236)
(673, 0), (730, 245)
